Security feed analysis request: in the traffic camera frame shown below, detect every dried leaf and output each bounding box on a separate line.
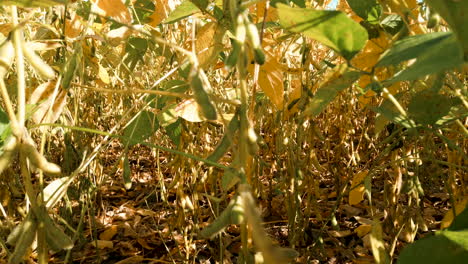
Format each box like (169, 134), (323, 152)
(98, 64), (110, 84)
(29, 81), (68, 124)
(147, 0), (170, 27)
(195, 22), (225, 68)
(64, 13), (84, 39)
(175, 99), (206, 123)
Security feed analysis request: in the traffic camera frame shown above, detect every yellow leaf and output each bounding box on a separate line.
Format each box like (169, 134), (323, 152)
(349, 170), (368, 205)
(285, 79), (302, 117)
(352, 32), (402, 106)
(255, 52), (284, 110)
(256, 3), (278, 23)
(99, 225), (118, 241)
(195, 22), (225, 68)
(355, 224), (372, 237)
(91, 0), (132, 24)
(147, 0), (170, 27)
(440, 197), (468, 229)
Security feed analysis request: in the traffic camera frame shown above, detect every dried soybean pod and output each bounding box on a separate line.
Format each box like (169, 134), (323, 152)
(22, 42), (55, 79)
(230, 195), (245, 224)
(9, 215), (38, 264)
(190, 68), (217, 120)
(20, 141), (61, 176)
(0, 136), (17, 174)
(0, 39), (14, 79)
(207, 110), (240, 162)
(199, 199), (235, 239)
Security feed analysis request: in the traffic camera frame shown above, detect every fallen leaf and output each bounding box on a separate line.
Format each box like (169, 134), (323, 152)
(355, 224), (372, 237)
(137, 238), (154, 249)
(349, 170), (368, 205)
(99, 225), (118, 240)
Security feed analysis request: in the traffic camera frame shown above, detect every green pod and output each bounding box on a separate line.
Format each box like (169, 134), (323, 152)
(9, 215), (38, 264)
(427, 13), (440, 29)
(253, 48), (265, 65)
(207, 110), (240, 162)
(189, 69), (217, 120)
(230, 195), (245, 224)
(199, 200), (235, 239)
(225, 40), (242, 69)
(61, 46), (81, 90)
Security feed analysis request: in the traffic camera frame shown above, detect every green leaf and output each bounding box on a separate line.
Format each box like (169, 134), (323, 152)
(0, 107), (11, 146)
(278, 3), (368, 60)
(408, 90), (453, 126)
(133, 0), (156, 23)
(377, 32), (453, 67)
(125, 37), (149, 69)
(380, 14), (404, 36)
(426, 0), (468, 60)
(163, 0), (200, 24)
(164, 119), (182, 146)
(449, 207), (468, 231)
(398, 230), (468, 264)
(222, 167), (240, 191)
(190, 0), (209, 10)
(123, 111), (159, 146)
(346, 0), (382, 24)
(303, 68), (360, 118)
(386, 34), (463, 82)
